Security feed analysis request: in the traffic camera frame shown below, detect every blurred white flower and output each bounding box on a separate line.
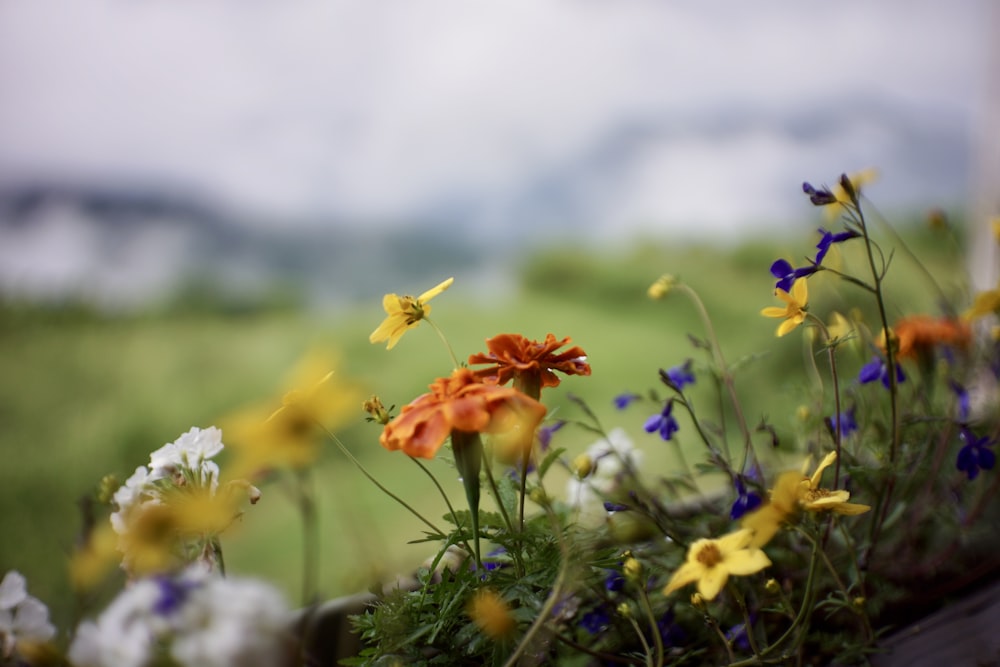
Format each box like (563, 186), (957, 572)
(68, 566), (291, 667)
(110, 465), (153, 535)
(0, 571), (56, 659)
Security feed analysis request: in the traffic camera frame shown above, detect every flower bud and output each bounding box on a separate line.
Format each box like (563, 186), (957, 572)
(572, 454), (593, 478)
(690, 592), (706, 610)
(363, 395), (391, 425)
(622, 557), (642, 582)
(765, 578), (780, 594)
(647, 274), (677, 300)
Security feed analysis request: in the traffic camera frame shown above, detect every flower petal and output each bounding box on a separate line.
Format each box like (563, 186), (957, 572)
(418, 277), (454, 302)
(724, 548), (772, 577)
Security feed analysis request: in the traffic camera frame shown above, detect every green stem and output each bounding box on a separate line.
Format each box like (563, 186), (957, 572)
(294, 468), (319, 606)
(677, 283), (756, 472)
(637, 586), (664, 667)
(423, 316), (460, 370)
(452, 430), (483, 570)
(410, 457), (475, 558)
(322, 426), (447, 538)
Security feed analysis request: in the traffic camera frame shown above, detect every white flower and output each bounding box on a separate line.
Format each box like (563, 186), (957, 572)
(110, 466), (153, 535)
(170, 575), (292, 667)
(149, 427), (224, 489)
(0, 571), (56, 659)
(566, 429), (643, 529)
(69, 566), (291, 667)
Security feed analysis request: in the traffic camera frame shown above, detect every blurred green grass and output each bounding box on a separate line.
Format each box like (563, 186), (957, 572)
(0, 221), (965, 630)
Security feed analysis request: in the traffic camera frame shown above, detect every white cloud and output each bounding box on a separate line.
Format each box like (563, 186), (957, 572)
(0, 0), (990, 236)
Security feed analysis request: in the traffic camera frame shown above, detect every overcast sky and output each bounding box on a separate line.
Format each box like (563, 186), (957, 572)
(0, 0), (992, 247)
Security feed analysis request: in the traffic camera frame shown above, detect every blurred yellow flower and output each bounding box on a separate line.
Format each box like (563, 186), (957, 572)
(369, 277), (454, 349)
(647, 274), (677, 300)
(761, 278), (808, 337)
(663, 529), (771, 601)
(468, 589), (515, 639)
(69, 524), (119, 590)
(742, 451), (869, 547)
(964, 280), (1000, 321)
(224, 349), (361, 478)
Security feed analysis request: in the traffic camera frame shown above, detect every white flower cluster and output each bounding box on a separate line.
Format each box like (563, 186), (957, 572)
(0, 571), (56, 660)
(69, 565), (292, 667)
(566, 428), (644, 528)
(110, 426), (225, 536)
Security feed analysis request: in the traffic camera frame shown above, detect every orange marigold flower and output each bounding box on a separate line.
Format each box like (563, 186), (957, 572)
(467, 333), (591, 393)
(380, 368), (547, 459)
(883, 315), (971, 360)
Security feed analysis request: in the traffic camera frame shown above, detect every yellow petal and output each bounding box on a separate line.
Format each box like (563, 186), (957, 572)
(761, 306), (788, 318)
(776, 318), (800, 337)
(724, 547), (772, 577)
(790, 277), (808, 306)
(663, 561), (703, 596)
(716, 528), (753, 554)
(810, 451), (838, 488)
(831, 501), (871, 516)
(697, 567), (728, 601)
(418, 277), (454, 302)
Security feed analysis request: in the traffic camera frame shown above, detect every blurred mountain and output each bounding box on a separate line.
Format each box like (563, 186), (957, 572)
(0, 182), (511, 312)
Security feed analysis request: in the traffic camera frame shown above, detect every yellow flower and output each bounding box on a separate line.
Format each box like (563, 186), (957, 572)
(761, 277), (808, 337)
(826, 311), (854, 345)
(223, 350), (361, 478)
(468, 589), (515, 639)
(663, 529), (771, 601)
(741, 452), (870, 547)
(799, 451), (871, 515)
(647, 274), (677, 300)
(824, 167), (878, 221)
(369, 277), (454, 349)
(964, 280), (1000, 321)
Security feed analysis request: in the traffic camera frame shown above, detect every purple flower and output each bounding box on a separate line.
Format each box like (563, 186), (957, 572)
(814, 227), (860, 265)
(613, 393), (640, 410)
(950, 380), (970, 422)
(770, 258), (818, 294)
(825, 406), (858, 438)
(644, 401), (679, 441)
(153, 576), (198, 616)
(665, 359), (696, 391)
(957, 428), (995, 480)
(802, 182), (838, 206)
(859, 356), (905, 388)
(729, 476), (763, 520)
(536, 420), (566, 451)
(603, 501), (629, 512)
(580, 607), (611, 635)
(604, 569), (626, 593)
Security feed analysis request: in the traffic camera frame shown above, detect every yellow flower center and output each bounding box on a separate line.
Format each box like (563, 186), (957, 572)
(399, 295), (425, 323)
(695, 543), (723, 567)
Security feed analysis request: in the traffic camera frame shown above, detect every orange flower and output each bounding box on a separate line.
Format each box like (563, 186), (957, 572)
(467, 333), (591, 395)
(884, 315), (971, 360)
(380, 368), (547, 459)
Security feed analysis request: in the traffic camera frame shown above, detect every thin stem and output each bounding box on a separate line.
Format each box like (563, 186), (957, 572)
(625, 615), (655, 667)
(423, 316), (460, 370)
(322, 426), (447, 538)
(677, 284), (756, 472)
(410, 457), (475, 557)
(728, 582), (761, 660)
(637, 586), (664, 667)
(294, 468), (319, 606)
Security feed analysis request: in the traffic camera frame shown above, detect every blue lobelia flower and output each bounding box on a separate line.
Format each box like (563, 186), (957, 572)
(859, 356), (905, 388)
(644, 401), (679, 441)
(957, 428), (996, 480)
(825, 406), (858, 439)
(613, 392), (640, 410)
(580, 607), (611, 635)
(770, 258), (818, 294)
(604, 569), (626, 593)
(949, 380), (970, 422)
(665, 359), (696, 391)
(729, 476), (763, 520)
(802, 182), (838, 206)
(814, 227), (860, 266)
(536, 420), (566, 451)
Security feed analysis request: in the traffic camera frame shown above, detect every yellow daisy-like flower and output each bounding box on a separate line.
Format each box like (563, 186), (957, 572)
(369, 277), (454, 349)
(741, 451), (870, 547)
(761, 277), (808, 337)
(663, 529), (771, 601)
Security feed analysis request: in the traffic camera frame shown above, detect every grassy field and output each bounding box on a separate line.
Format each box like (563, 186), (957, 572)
(0, 221), (965, 630)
